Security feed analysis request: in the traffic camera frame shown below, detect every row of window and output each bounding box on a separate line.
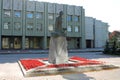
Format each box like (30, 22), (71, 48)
(4, 10), (43, 19)
(3, 22), (42, 31)
(67, 26), (79, 32)
(48, 25), (79, 32)
(4, 10), (80, 21)
(3, 22), (79, 32)
(67, 15), (79, 22)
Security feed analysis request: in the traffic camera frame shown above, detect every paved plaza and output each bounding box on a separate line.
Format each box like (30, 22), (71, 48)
(0, 50), (120, 80)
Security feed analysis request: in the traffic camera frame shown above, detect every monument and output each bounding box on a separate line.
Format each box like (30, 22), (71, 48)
(48, 11), (68, 64)
(18, 11), (119, 78)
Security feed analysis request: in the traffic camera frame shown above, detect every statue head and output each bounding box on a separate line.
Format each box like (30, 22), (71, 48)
(59, 11), (63, 16)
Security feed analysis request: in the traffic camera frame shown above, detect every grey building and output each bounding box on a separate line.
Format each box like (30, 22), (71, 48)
(0, 0), (86, 50)
(85, 17), (109, 48)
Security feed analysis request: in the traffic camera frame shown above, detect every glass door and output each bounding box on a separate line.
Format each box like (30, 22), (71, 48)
(2, 37), (9, 49)
(14, 37), (21, 49)
(30, 38), (33, 48)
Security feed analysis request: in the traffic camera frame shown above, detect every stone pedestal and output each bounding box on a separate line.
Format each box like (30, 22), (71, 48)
(49, 36), (68, 64)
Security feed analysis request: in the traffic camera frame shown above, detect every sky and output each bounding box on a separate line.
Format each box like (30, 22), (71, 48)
(36, 0), (120, 32)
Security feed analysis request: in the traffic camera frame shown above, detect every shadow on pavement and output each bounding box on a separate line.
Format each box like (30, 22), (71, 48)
(62, 73), (95, 80)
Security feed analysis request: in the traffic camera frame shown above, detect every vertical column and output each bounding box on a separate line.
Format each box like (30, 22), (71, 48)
(0, 0), (2, 49)
(22, 0), (26, 49)
(43, 2), (47, 49)
(63, 5), (67, 31)
(12, 0), (14, 35)
(22, 36), (25, 49)
(93, 19), (95, 48)
(81, 8), (86, 48)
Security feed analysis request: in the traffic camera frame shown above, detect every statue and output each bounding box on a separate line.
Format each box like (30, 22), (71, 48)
(48, 11), (68, 64)
(51, 11), (66, 37)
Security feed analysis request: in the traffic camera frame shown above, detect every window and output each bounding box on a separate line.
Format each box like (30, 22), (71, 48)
(4, 22), (10, 29)
(29, 0), (34, 1)
(27, 12), (33, 18)
(25, 37), (41, 49)
(4, 10), (11, 17)
(33, 38), (40, 49)
(36, 23), (42, 31)
(14, 22), (21, 30)
(75, 26), (79, 32)
(14, 37), (21, 49)
(48, 24), (53, 31)
(27, 23), (33, 30)
(67, 15), (72, 21)
(14, 11), (21, 17)
(67, 26), (72, 32)
(74, 16), (79, 22)
(48, 13), (54, 20)
(36, 12), (43, 19)
(2, 37), (9, 49)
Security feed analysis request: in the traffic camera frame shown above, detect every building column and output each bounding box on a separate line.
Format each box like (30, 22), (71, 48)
(43, 37), (47, 49)
(93, 19), (95, 48)
(91, 40), (94, 48)
(43, 3), (48, 49)
(22, 0), (26, 49)
(22, 36), (25, 49)
(0, 36), (1, 50)
(81, 8), (86, 48)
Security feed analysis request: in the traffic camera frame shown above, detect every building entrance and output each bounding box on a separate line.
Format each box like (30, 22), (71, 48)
(86, 40), (93, 48)
(25, 37), (43, 49)
(2, 36), (22, 49)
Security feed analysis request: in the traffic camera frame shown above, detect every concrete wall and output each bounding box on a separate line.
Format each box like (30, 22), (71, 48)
(85, 17), (94, 40)
(85, 17), (109, 48)
(94, 20), (109, 48)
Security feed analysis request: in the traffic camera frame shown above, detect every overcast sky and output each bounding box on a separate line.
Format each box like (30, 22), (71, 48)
(36, 0), (120, 32)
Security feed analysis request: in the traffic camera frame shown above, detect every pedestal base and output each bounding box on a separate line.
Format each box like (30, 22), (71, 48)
(49, 36), (68, 64)
(18, 56), (119, 77)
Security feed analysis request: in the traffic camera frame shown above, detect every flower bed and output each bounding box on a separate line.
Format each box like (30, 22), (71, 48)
(70, 56), (103, 64)
(20, 59), (46, 70)
(20, 56), (103, 71)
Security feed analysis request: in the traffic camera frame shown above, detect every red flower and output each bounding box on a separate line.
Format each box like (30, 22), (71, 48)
(20, 59), (45, 70)
(20, 56), (103, 71)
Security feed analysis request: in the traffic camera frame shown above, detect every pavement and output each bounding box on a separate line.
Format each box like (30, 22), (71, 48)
(0, 49), (120, 80)
(0, 48), (103, 54)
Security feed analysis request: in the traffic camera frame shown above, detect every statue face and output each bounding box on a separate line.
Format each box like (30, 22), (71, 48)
(59, 11), (63, 16)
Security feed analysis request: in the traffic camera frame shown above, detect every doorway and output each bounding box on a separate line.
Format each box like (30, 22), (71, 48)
(2, 36), (22, 49)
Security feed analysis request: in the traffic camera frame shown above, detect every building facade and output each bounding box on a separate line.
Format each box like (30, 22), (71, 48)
(0, 0), (86, 50)
(85, 17), (109, 48)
